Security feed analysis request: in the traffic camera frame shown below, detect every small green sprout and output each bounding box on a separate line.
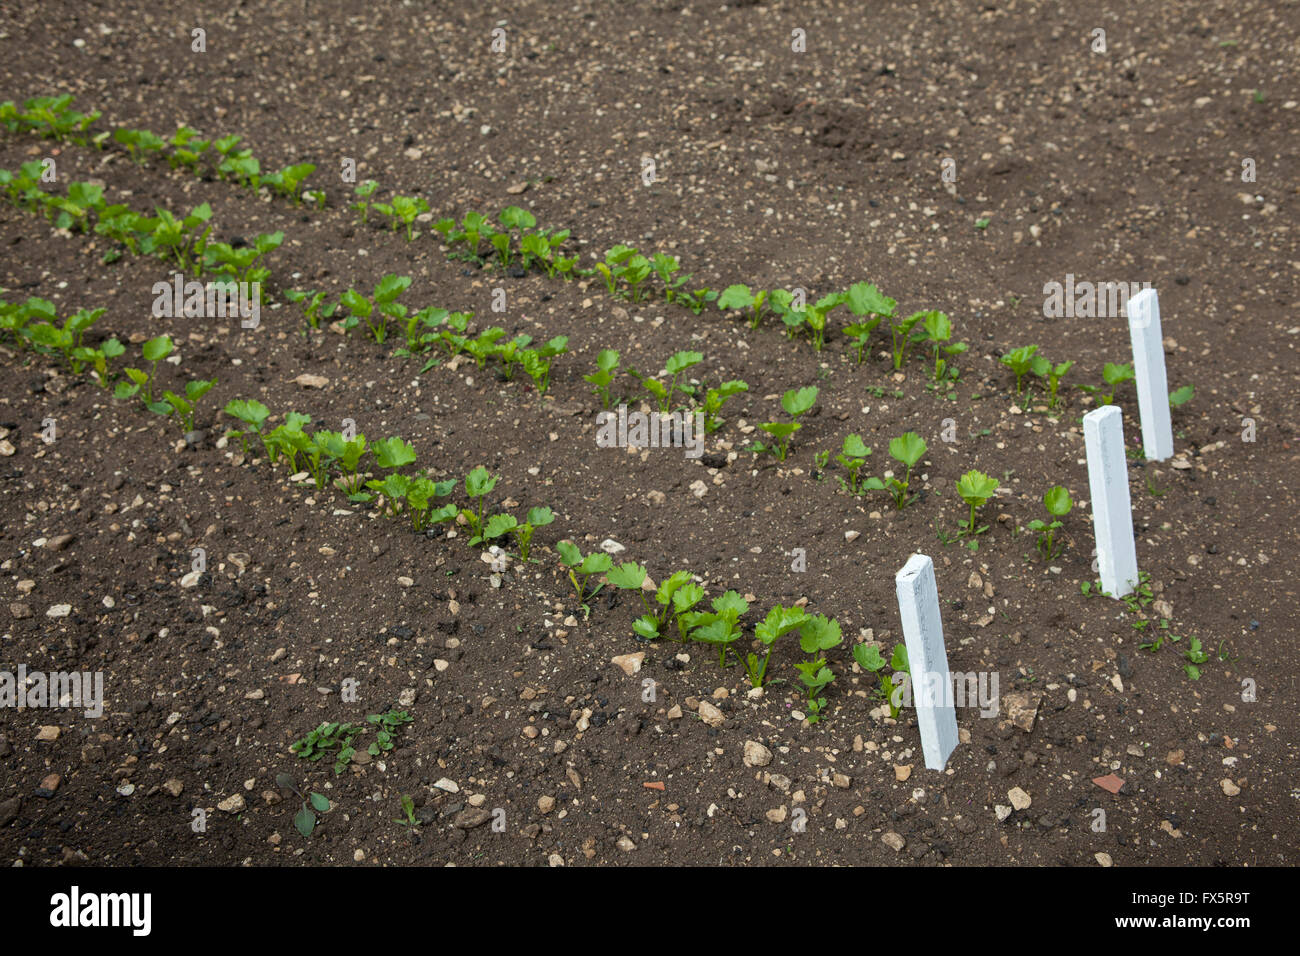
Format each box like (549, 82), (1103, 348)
(755, 386), (818, 461)
(1169, 384), (1195, 408)
(275, 773), (331, 839)
(1026, 485), (1072, 558)
(921, 310), (967, 382)
(114, 335), (174, 413)
(955, 469), (999, 535)
(716, 284), (769, 329)
(352, 180), (379, 223)
(888, 310), (928, 371)
(702, 380), (748, 433)
(161, 378), (217, 434)
(556, 541), (612, 604)
(835, 433), (875, 495)
(1000, 345), (1040, 396)
(684, 591), (749, 666)
(584, 349), (621, 408)
(884, 432), (927, 509)
(1078, 362), (1135, 405)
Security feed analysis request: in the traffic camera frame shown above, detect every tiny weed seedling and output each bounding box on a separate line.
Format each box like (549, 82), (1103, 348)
(1034, 358), (1073, 409)
(275, 772), (331, 839)
(955, 469), (999, 536)
(1026, 485), (1072, 558)
(885, 432), (927, 509)
(291, 721), (365, 776)
(365, 708), (413, 757)
(754, 386), (818, 461)
(1183, 636), (1210, 680)
(396, 795), (420, 827)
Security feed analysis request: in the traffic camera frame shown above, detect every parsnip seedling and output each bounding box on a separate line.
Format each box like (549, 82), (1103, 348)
(795, 614), (841, 722)
(1000, 345), (1039, 396)
(511, 506), (554, 561)
(702, 380), (747, 433)
(1026, 485), (1071, 558)
(352, 180), (379, 224)
(1168, 384), (1194, 408)
(223, 399), (271, 455)
(584, 349), (620, 408)
(161, 378), (216, 433)
(462, 465), (499, 541)
(956, 469), (999, 535)
(747, 604), (811, 688)
(885, 432), (927, 509)
(114, 335), (173, 413)
(835, 433), (875, 494)
(685, 591), (749, 666)
(755, 386), (818, 461)
(889, 310), (927, 370)
(716, 284), (769, 329)
(922, 310), (966, 382)
(1077, 362), (1134, 405)
(556, 541), (612, 605)
(520, 336), (568, 397)
(1034, 358), (1073, 409)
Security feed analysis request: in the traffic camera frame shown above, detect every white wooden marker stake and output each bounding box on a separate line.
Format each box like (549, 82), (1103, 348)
(1126, 287), (1174, 461)
(1083, 405), (1139, 598)
(895, 553), (959, 771)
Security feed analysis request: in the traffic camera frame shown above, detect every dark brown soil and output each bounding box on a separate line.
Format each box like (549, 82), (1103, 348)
(0, 0), (1296, 867)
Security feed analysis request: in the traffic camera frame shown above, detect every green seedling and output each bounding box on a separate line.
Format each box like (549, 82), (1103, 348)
(265, 412), (313, 471)
(717, 284), (769, 329)
(660, 573), (706, 643)
(835, 433), (877, 495)
(746, 604), (811, 688)
(795, 614), (842, 723)
(113, 127), (166, 164)
(840, 282), (894, 363)
(684, 590), (750, 667)
(650, 252), (688, 301)
(889, 310), (927, 370)
(702, 380), (748, 433)
(884, 432), (927, 509)
(520, 335), (568, 397)
(1025, 485), (1072, 558)
(509, 506), (554, 561)
(275, 773), (332, 839)
(1000, 345), (1039, 396)
(223, 398), (271, 455)
(404, 476), (458, 531)
(922, 310), (967, 382)
(955, 469), (999, 535)
(1033, 358), (1073, 409)
(137, 203), (213, 276)
(365, 708), (413, 756)
(1078, 362), (1135, 405)
(395, 795), (419, 827)
(257, 162), (316, 204)
(167, 125), (210, 170)
(461, 465), (499, 541)
(584, 349), (621, 408)
(351, 180), (379, 223)
(1169, 384), (1195, 408)
(606, 560), (653, 623)
(556, 541), (612, 605)
(462, 327), (507, 368)
(754, 386), (818, 461)
(160, 378), (217, 433)
(681, 287), (719, 315)
(629, 350), (702, 412)
(1183, 636), (1210, 680)
(114, 335), (174, 413)
(284, 289), (339, 330)
(854, 642), (910, 717)
(290, 721), (364, 776)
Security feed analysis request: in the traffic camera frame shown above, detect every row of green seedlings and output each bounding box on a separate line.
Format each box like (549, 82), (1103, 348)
(0, 300), (215, 436)
(0, 160), (283, 283)
(586, 348), (747, 433)
(282, 708), (412, 836)
(284, 274), (569, 391)
(221, 399), (556, 554)
(1000, 344), (1195, 411)
(0, 95), (321, 205)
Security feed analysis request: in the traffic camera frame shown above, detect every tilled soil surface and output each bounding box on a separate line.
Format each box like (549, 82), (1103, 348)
(0, 1), (1296, 866)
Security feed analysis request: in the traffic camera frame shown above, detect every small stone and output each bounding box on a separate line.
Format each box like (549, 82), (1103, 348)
(46, 534), (74, 551)
(548, 853), (565, 867)
(180, 570), (201, 588)
(1095, 852), (1113, 867)
(10, 604), (31, 619)
(218, 794), (246, 813)
(894, 764), (912, 782)
(1008, 787), (1032, 811)
(453, 807), (492, 829)
(162, 778), (184, 797)
(1166, 749), (1185, 766)
(538, 795), (555, 814)
(743, 741), (773, 767)
(1220, 778), (1241, 796)
(666, 704), (683, 720)
(697, 700), (724, 727)
(832, 772), (851, 789)
(995, 804), (1013, 821)
(45, 604), (72, 618)
(765, 806), (788, 824)
(599, 538), (626, 554)
(881, 831), (906, 852)
(353, 848), (366, 862)
(611, 652), (645, 676)
(844, 530), (860, 542)
(36, 726), (59, 742)
(292, 373), (329, 388)
(616, 835), (637, 852)
(39, 773), (61, 793)
(434, 778), (460, 793)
